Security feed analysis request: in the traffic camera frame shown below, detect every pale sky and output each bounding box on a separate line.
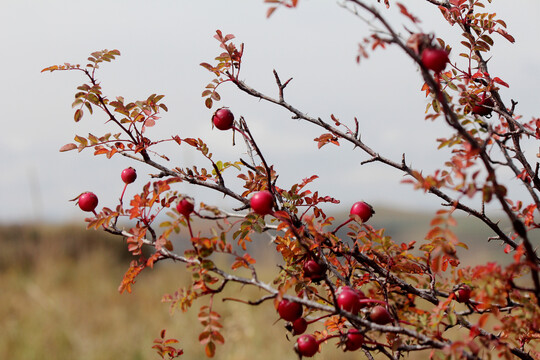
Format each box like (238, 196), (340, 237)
(1, 0), (539, 223)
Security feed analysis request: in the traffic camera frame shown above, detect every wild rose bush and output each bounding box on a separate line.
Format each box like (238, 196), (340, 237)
(43, 1), (539, 359)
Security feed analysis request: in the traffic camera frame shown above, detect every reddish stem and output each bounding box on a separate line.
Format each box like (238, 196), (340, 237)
(332, 218), (352, 235)
(399, 319), (414, 326)
(318, 333), (341, 344)
(305, 314), (332, 325)
(232, 125), (249, 140)
(186, 216), (194, 239)
(120, 183), (128, 204)
(358, 299), (388, 306)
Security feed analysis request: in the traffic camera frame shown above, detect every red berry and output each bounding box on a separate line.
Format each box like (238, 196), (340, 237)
(212, 108), (235, 130)
(121, 167), (137, 184)
(292, 318), (308, 335)
(278, 299), (303, 322)
(296, 334), (319, 357)
(350, 201), (374, 223)
(344, 329), (364, 351)
(78, 192), (98, 212)
(471, 97), (494, 116)
(176, 197), (195, 217)
(250, 190), (274, 216)
(455, 285), (472, 303)
(421, 48), (449, 73)
(369, 305), (393, 325)
(303, 260), (326, 281)
(337, 287), (361, 314)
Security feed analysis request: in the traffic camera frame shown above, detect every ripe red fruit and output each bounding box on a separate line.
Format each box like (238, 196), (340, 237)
(455, 285), (472, 303)
(250, 190), (274, 216)
(337, 287), (361, 314)
(344, 329), (364, 351)
(212, 108), (235, 130)
(278, 299), (303, 322)
(121, 167), (137, 184)
(421, 48), (449, 73)
(176, 197), (195, 217)
(350, 201), (374, 223)
(303, 259), (326, 281)
(292, 318), (308, 335)
(78, 192), (98, 212)
(471, 97), (494, 116)
(296, 334), (319, 357)
(369, 305), (393, 325)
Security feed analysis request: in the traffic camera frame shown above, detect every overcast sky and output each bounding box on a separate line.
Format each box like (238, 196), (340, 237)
(1, 0), (539, 223)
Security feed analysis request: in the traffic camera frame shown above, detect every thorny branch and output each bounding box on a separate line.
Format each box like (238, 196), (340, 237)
(233, 0), (540, 298)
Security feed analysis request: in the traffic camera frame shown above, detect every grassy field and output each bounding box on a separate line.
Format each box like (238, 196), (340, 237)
(0, 210), (511, 359)
(0, 224), (363, 360)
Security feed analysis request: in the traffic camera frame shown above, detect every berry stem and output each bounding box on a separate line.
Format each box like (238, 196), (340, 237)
(332, 218), (352, 235)
(398, 319), (414, 326)
(319, 334), (341, 343)
(305, 314), (332, 325)
(120, 183), (128, 205)
(231, 125), (249, 140)
(186, 216), (194, 239)
(358, 299), (388, 306)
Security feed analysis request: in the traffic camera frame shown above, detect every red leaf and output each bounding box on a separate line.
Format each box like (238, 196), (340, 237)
(59, 143), (77, 152)
(267, 7), (277, 18)
(396, 3), (420, 23)
(205, 341), (216, 357)
(495, 28), (515, 43)
(493, 77), (509, 88)
(74, 109), (83, 122)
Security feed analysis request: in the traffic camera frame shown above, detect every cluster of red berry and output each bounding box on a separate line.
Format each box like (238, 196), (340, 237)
(75, 107), (475, 358)
(417, 35), (494, 117)
(277, 285), (393, 357)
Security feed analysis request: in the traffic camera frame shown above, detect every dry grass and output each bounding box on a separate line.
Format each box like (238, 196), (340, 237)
(0, 214), (506, 359)
(0, 224), (394, 360)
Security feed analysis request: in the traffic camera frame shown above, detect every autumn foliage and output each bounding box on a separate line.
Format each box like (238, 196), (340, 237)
(44, 1), (539, 359)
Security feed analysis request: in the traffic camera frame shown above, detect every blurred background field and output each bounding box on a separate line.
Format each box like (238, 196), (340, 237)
(0, 207), (512, 360)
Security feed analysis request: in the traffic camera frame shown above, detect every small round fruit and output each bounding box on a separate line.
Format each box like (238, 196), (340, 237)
(455, 285), (472, 303)
(350, 201), (374, 223)
(121, 167), (137, 184)
(369, 305), (393, 325)
(303, 259), (326, 281)
(176, 197), (195, 217)
(421, 48), (449, 73)
(278, 299), (303, 322)
(337, 287), (361, 314)
(79, 192), (98, 212)
(250, 190), (274, 216)
(344, 329), (364, 351)
(471, 97), (494, 116)
(292, 318), (308, 336)
(296, 334), (319, 357)
(212, 108), (235, 130)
